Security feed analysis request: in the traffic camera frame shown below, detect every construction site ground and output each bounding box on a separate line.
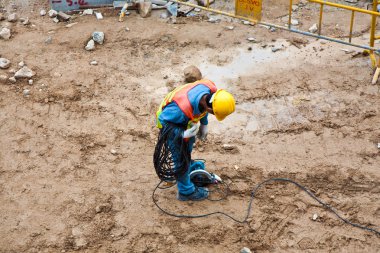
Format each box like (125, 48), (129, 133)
(1, 0), (379, 252)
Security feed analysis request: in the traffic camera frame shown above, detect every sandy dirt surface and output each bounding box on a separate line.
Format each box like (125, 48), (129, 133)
(1, 0), (379, 252)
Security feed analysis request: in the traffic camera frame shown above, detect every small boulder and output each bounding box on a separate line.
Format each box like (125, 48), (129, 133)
(15, 66), (35, 79)
(23, 89), (30, 97)
(0, 75), (8, 83)
(0, 28), (11, 40)
(0, 58), (11, 69)
(57, 11), (71, 22)
(40, 9), (47, 16)
(90, 60), (98, 65)
(21, 17), (30, 25)
(9, 77), (16, 83)
(92, 31), (104, 45)
(48, 9), (58, 18)
(52, 17), (59, 23)
(85, 39), (95, 51)
(309, 23), (318, 33)
(138, 2), (152, 18)
(7, 13), (18, 22)
(184, 65), (202, 82)
(240, 247), (252, 253)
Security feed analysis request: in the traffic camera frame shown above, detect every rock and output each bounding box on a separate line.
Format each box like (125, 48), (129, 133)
(15, 66), (35, 79)
(269, 27), (276, 32)
(271, 46), (282, 52)
(309, 23), (318, 33)
(85, 39), (95, 51)
(45, 36), (52, 44)
(110, 149), (117, 155)
(9, 77), (16, 83)
(222, 144), (237, 151)
(291, 19), (299, 26)
(40, 9), (46, 16)
(197, 0), (215, 7)
(90, 60), (98, 65)
(292, 4), (298, 11)
(57, 11), (71, 22)
(377, 143), (380, 149)
(225, 26), (234, 30)
(23, 89), (30, 97)
(247, 37), (258, 43)
(48, 9), (58, 18)
(18, 61), (25, 67)
(0, 75), (8, 83)
(242, 20), (251, 25)
(208, 16), (220, 23)
(0, 58), (11, 69)
(125, 27), (130, 31)
(22, 17), (30, 25)
(92, 31), (104, 45)
(82, 9), (93, 15)
(240, 247), (252, 253)
(7, 13), (18, 22)
(312, 213), (318, 221)
(345, 0), (358, 3)
(9, 69), (16, 74)
(184, 65), (202, 82)
(138, 2), (152, 18)
(0, 28), (11, 40)
(95, 203), (112, 213)
(52, 17), (59, 23)
(0, 13), (4, 21)
(28, 79), (33, 85)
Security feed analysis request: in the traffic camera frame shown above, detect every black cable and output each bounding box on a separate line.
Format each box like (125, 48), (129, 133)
(152, 178), (380, 236)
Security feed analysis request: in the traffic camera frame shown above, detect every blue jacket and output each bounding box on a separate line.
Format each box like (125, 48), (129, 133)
(158, 84), (212, 128)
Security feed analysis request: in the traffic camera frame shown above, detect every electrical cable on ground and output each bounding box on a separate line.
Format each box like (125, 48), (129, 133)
(152, 178), (380, 236)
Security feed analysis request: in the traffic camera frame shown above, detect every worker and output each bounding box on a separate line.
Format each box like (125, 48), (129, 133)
(155, 79), (235, 201)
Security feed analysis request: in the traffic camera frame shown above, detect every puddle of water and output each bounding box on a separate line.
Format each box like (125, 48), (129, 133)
(199, 43), (292, 89)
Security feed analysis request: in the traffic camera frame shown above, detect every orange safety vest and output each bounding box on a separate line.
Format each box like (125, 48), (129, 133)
(156, 79), (217, 129)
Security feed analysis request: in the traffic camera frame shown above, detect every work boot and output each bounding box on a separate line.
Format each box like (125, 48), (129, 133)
(177, 187), (209, 201)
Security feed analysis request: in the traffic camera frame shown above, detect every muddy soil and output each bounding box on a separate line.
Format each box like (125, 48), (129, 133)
(0, 0), (379, 252)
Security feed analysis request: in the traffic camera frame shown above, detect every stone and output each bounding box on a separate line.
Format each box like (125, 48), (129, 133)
(7, 13), (18, 22)
(269, 27), (276, 32)
(247, 37), (258, 43)
(22, 17), (30, 25)
(85, 39), (95, 51)
(48, 9), (58, 18)
(0, 75), (8, 83)
(95, 203), (112, 213)
(242, 20), (250, 25)
(23, 89), (30, 96)
(82, 9), (93, 15)
(125, 27), (130, 31)
(184, 65), (202, 82)
(57, 11), (71, 22)
(292, 4), (298, 11)
(15, 66), (35, 79)
(312, 213), (318, 221)
(9, 77), (16, 83)
(53, 17), (59, 23)
(28, 79), (33, 85)
(309, 23), (318, 33)
(197, 0), (215, 7)
(45, 36), (52, 44)
(18, 61), (25, 67)
(225, 26), (234, 30)
(92, 31), (104, 45)
(0, 28), (11, 40)
(222, 144), (237, 151)
(0, 58), (11, 69)
(207, 16), (220, 23)
(291, 19), (299, 26)
(345, 0), (358, 3)
(240, 247), (252, 253)
(271, 46), (282, 52)
(0, 13), (4, 21)
(138, 2), (152, 18)
(110, 149), (117, 155)
(90, 60), (98, 65)
(40, 9), (47, 16)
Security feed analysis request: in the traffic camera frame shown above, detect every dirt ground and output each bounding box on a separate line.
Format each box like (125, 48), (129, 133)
(1, 0), (379, 252)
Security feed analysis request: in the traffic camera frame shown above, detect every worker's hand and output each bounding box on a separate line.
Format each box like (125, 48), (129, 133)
(183, 123), (200, 139)
(198, 124), (208, 141)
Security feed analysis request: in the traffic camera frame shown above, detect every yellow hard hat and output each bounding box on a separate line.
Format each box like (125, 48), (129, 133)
(212, 89), (235, 121)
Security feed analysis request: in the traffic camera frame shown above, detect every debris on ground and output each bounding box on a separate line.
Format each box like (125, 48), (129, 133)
(197, 0), (215, 7)
(90, 60), (98, 65)
(271, 46), (283, 52)
(184, 65), (202, 82)
(20, 17), (30, 25)
(309, 23), (318, 33)
(0, 28), (11, 40)
(92, 31), (105, 45)
(57, 11), (71, 22)
(110, 149), (118, 155)
(289, 37), (309, 49)
(312, 213), (318, 221)
(138, 2), (152, 18)
(7, 13), (17, 22)
(23, 89), (30, 97)
(18, 61), (25, 67)
(45, 36), (52, 44)
(82, 9), (94, 15)
(65, 22), (78, 28)
(14, 66), (35, 79)
(95, 12), (104, 20)
(8, 76), (16, 83)
(53, 17), (59, 23)
(40, 9), (46, 16)
(225, 26), (234, 30)
(48, 9), (58, 18)
(240, 247), (252, 253)
(85, 39), (95, 51)
(28, 79), (33, 85)
(95, 203), (112, 213)
(0, 74), (7, 83)
(0, 58), (11, 69)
